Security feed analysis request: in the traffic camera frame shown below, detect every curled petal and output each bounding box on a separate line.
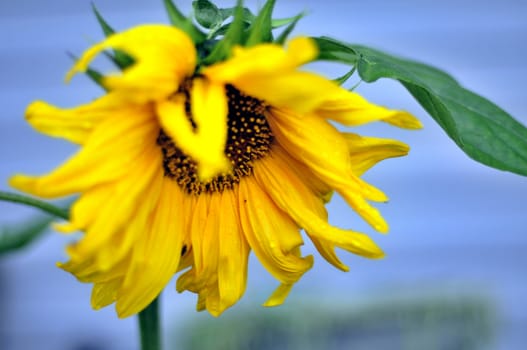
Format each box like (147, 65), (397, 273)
(67, 25), (196, 102)
(204, 37), (336, 113)
(157, 79), (231, 181)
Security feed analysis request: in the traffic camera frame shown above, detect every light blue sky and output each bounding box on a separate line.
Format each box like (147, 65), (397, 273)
(1, 1), (526, 349)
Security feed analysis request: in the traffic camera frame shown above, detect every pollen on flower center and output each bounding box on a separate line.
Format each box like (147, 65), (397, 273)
(157, 84), (274, 194)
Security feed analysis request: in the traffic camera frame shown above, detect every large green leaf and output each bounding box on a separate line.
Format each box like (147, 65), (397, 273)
(315, 37), (527, 176)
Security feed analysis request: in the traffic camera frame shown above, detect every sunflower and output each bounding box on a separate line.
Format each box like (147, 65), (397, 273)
(10, 24), (421, 317)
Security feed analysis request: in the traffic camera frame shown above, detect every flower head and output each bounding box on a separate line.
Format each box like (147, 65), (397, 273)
(10, 8), (420, 318)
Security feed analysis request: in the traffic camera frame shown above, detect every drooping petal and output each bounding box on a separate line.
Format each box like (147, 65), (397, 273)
(91, 278), (123, 310)
(238, 177), (314, 285)
(344, 133), (410, 176)
(263, 283), (294, 307)
(259, 145), (350, 271)
(115, 177), (185, 318)
(254, 148), (384, 259)
(156, 79), (231, 181)
(25, 101), (103, 144)
(315, 88), (422, 129)
(191, 193), (220, 290)
(267, 108), (389, 233)
(67, 25), (196, 103)
(217, 190), (250, 313)
(66, 145), (163, 270)
(9, 105), (158, 198)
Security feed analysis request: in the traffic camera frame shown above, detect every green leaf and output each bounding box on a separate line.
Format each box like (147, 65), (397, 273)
(275, 12), (305, 45)
(202, 1), (245, 65)
(164, 0), (206, 44)
(315, 36), (527, 176)
(192, 0), (223, 29)
(218, 6), (255, 23)
(91, 4), (135, 69)
(271, 12), (305, 29)
(245, 0), (276, 46)
(0, 216), (52, 256)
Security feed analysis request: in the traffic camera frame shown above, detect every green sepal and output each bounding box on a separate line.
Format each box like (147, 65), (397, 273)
(91, 4), (135, 69)
(202, 1), (245, 65)
(333, 66), (356, 86)
(275, 12), (305, 45)
(164, 0), (206, 44)
(245, 0), (276, 46)
(315, 36), (527, 176)
(0, 216), (52, 256)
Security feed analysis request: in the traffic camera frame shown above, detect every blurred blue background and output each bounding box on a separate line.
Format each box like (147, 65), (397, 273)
(0, 0), (526, 349)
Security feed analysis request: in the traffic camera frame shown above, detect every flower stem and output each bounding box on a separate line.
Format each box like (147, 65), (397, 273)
(0, 191), (69, 220)
(139, 297), (161, 350)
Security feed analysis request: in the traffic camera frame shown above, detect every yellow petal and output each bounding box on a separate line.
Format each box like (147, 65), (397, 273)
(344, 133), (410, 176)
(91, 278), (123, 310)
(263, 283), (294, 307)
(66, 146), (162, 270)
(156, 80), (231, 181)
(316, 89), (422, 129)
(238, 177), (314, 285)
(25, 100), (101, 144)
(230, 72), (344, 114)
(253, 149), (385, 259)
(67, 25), (196, 102)
(204, 37), (333, 113)
(310, 237), (349, 272)
(59, 255), (129, 284)
(10, 106), (157, 198)
(268, 108), (389, 232)
(191, 193), (220, 290)
(116, 178), (185, 318)
(204, 37), (317, 82)
(217, 190), (250, 313)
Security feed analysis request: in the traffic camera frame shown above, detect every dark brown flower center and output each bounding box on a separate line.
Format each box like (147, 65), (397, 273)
(157, 84), (274, 194)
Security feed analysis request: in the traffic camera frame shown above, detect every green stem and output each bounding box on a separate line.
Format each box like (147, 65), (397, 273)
(0, 191), (69, 220)
(139, 297), (161, 350)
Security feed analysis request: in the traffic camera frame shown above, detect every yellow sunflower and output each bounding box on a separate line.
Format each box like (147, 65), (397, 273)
(10, 25), (421, 317)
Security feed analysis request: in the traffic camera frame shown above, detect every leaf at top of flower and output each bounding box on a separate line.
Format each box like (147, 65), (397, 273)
(91, 4), (135, 69)
(274, 12), (305, 45)
(315, 36), (527, 176)
(192, 0), (223, 29)
(245, 0), (276, 46)
(163, 0), (206, 44)
(219, 6), (255, 23)
(202, 1), (245, 65)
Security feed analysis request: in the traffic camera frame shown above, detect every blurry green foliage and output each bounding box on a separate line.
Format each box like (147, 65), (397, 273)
(175, 296), (494, 350)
